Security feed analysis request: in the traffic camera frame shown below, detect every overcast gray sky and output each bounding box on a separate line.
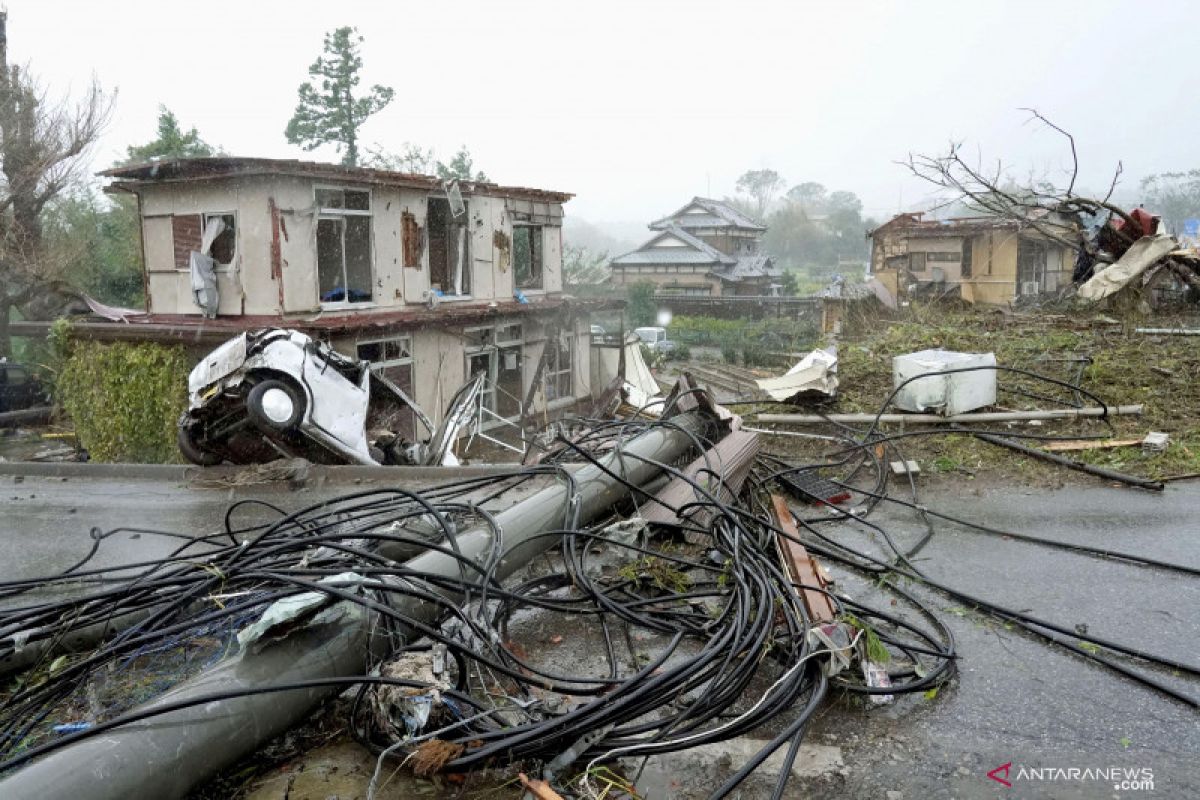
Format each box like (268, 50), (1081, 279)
(9, 0), (1198, 227)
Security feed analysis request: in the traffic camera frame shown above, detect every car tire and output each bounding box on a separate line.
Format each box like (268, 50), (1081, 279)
(246, 379), (305, 432)
(178, 425), (223, 466)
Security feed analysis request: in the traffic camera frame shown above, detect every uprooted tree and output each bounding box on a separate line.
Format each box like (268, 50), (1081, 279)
(0, 12), (113, 356)
(903, 109), (1200, 302)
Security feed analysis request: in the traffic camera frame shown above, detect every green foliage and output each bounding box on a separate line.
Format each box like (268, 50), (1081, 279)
(42, 190), (143, 307)
(663, 343), (691, 361)
(285, 27), (394, 166)
(57, 340), (190, 463)
(436, 146), (488, 182)
(626, 282), (657, 327)
(734, 169), (784, 219)
(122, 106), (216, 164)
(1139, 169), (1200, 236)
(668, 314), (818, 354)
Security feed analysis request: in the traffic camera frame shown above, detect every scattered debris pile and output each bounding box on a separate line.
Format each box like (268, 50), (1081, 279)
(0, 373), (1195, 799)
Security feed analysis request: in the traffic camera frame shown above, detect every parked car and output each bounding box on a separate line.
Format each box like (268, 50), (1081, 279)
(0, 360), (47, 414)
(178, 329), (480, 467)
(633, 326), (677, 353)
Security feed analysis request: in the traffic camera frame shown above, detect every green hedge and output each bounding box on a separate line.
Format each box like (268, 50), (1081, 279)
(58, 340), (190, 463)
(668, 315), (818, 351)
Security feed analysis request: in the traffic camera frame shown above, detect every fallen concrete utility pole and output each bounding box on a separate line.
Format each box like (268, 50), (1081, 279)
(0, 406), (52, 428)
(1134, 327), (1200, 336)
(0, 414), (707, 800)
(974, 433), (1165, 492)
(756, 405), (1143, 426)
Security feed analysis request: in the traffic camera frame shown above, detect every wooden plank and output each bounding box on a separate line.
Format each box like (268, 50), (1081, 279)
(1041, 437), (1143, 453)
(770, 494), (837, 624)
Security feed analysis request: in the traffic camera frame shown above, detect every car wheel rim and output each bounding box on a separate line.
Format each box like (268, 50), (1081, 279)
(260, 387), (295, 424)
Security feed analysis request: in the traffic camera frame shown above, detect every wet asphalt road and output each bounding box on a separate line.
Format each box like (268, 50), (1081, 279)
(0, 471), (1196, 798)
(779, 480), (1200, 800)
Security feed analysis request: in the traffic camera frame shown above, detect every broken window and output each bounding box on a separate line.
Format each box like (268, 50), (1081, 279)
(1017, 238), (1047, 295)
(961, 239), (973, 278)
(402, 211), (423, 269)
(544, 333), (574, 402)
(496, 325), (524, 418)
(204, 213), (237, 266)
(427, 197), (471, 296)
(908, 252), (927, 273)
(462, 325), (525, 418)
(358, 336), (416, 439)
(316, 187), (373, 304)
(512, 225), (543, 289)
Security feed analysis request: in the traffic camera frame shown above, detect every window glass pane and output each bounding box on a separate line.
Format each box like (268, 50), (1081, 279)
(497, 323), (522, 345)
(497, 345), (523, 418)
(357, 342), (383, 362)
(316, 188), (344, 209)
(513, 226), (532, 285)
(464, 327), (492, 349)
(344, 215), (373, 302)
(317, 218), (345, 299)
(345, 190), (370, 211)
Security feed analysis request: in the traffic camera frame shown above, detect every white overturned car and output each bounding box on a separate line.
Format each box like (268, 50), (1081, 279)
(178, 329), (480, 467)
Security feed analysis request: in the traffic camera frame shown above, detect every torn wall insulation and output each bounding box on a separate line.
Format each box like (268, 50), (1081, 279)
(593, 339), (661, 409)
(189, 216), (225, 318)
(1077, 233), (1178, 302)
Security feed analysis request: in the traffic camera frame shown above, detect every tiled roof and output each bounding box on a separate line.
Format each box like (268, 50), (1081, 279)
(713, 254), (781, 281)
(650, 197), (767, 232)
(610, 226), (735, 267)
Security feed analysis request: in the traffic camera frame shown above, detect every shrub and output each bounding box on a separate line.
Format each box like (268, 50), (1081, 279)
(58, 340), (191, 463)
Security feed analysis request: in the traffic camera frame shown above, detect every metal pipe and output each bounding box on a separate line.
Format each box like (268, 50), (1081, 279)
(0, 414), (705, 800)
(756, 405), (1143, 426)
(1134, 328), (1200, 336)
(973, 433), (1164, 492)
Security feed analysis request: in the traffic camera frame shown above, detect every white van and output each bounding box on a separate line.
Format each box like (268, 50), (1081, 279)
(634, 326), (676, 353)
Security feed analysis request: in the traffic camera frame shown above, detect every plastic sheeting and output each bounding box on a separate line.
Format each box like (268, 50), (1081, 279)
(755, 347), (838, 401)
(594, 339), (662, 409)
(190, 217), (226, 318)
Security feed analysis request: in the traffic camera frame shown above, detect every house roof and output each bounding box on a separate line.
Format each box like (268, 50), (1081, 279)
(870, 210), (1076, 240)
(100, 157), (573, 204)
(712, 254), (781, 282)
(609, 226), (736, 267)
(649, 197), (767, 232)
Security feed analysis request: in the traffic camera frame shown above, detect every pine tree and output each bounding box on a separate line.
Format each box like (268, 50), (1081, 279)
(284, 27), (394, 166)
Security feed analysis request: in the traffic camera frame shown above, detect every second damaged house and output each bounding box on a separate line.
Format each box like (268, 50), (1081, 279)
(868, 211), (1079, 304)
(81, 158), (613, 453)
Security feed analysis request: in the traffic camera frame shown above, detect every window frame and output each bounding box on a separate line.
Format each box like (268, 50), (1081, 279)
(512, 224), (544, 290)
(544, 332), (575, 403)
(315, 185), (375, 309)
(202, 211), (238, 269)
(427, 196), (473, 299)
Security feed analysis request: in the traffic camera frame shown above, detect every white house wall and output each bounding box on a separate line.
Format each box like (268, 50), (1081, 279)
(137, 178), (565, 316)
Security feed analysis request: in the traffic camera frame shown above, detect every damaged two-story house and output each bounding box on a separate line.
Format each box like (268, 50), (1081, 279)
(77, 157), (611, 438)
(608, 197), (781, 296)
(868, 211), (1080, 305)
